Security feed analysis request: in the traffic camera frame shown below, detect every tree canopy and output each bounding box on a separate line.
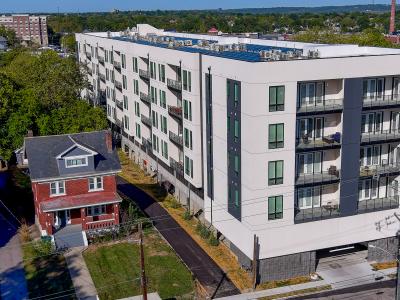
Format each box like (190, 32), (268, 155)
(0, 49), (107, 160)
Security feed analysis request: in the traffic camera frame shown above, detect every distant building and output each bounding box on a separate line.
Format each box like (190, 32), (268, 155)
(0, 14), (48, 46)
(23, 130), (121, 236)
(207, 27), (219, 35)
(0, 36), (7, 51)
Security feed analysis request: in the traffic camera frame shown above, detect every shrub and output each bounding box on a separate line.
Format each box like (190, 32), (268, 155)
(182, 210), (192, 221)
(195, 221), (203, 234)
(33, 240), (54, 256)
(199, 225), (210, 239)
(169, 197), (182, 209)
(18, 223), (31, 243)
(208, 234), (219, 247)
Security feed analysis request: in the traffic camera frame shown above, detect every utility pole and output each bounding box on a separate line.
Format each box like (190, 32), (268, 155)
(139, 222), (148, 300)
(393, 213), (400, 300)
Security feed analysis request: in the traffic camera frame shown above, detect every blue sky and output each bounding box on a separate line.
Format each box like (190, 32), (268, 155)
(0, 0), (392, 13)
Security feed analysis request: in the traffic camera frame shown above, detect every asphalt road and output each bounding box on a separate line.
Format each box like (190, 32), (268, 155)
(117, 176), (240, 299)
(291, 279), (396, 300)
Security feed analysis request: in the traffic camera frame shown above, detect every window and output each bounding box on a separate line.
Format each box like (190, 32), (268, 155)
(121, 53), (126, 69)
(269, 124), (284, 149)
(233, 83), (239, 107)
(234, 120), (239, 142)
(184, 128), (192, 149)
(50, 181), (65, 196)
(234, 155), (240, 175)
(134, 101), (140, 117)
(65, 157), (87, 168)
(123, 95), (128, 110)
(152, 111), (158, 128)
(269, 86), (285, 112)
(132, 57), (138, 73)
(130, 80), (137, 97)
(107, 104), (111, 116)
(185, 155), (193, 177)
(268, 160), (283, 185)
(111, 70), (115, 83)
(124, 115), (129, 130)
(150, 61), (156, 79)
(159, 90), (166, 108)
(122, 75), (127, 89)
(86, 205), (106, 216)
(158, 64), (165, 83)
(297, 187), (321, 209)
(363, 78), (384, 100)
(152, 134), (159, 152)
(182, 70), (191, 92)
(135, 123), (141, 138)
(106, 68), (109, 81)
(89, 177), (103, 191)
(151, 86), (158, 104)
(160, 115), (167, 134)
(183, 99), (192, 121)
(268, 196), (283, 220)
(161, 140), (168, 159)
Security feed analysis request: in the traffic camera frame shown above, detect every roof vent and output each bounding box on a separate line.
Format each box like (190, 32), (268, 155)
(308, 50), (320, 58)
(259, 50), (272, 60)
(184, 40), (192, 46)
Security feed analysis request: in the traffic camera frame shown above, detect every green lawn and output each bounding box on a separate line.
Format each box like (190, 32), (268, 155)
(22, 242), (76, 299)
(83, 232), (194, 299)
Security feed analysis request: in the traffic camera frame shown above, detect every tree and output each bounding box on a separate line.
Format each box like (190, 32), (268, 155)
(0, 25), (18, 47)
(61, 34), (76, 53)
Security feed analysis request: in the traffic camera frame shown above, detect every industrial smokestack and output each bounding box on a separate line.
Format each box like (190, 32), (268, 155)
(390, 0), (396, 34)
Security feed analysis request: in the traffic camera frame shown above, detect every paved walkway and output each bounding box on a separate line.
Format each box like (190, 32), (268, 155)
(117, 176), (240, 298)
(64, 246), (98, 300)
(0, 209), (28, 300)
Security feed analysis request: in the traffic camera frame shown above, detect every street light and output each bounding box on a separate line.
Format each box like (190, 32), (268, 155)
(368, 243), (400, 299)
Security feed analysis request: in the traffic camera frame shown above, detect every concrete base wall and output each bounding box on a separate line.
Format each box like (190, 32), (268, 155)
(121, 137), (204, 217)
(258, 251), (316, 283)
(368, 237), (398, 263)
(229, 239), (252, 270)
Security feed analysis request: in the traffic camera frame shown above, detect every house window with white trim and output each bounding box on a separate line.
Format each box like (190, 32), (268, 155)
(65, 157), (87, 168)
(50, 181), (65, 196)
(89, 177), (103, 191)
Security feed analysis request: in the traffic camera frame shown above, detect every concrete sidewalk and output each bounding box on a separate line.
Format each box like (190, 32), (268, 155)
(0, 211), (28, 300)
(64, 246), (98, 300)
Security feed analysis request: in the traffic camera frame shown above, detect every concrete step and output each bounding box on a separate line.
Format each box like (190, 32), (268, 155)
(54, 226), (85, 249)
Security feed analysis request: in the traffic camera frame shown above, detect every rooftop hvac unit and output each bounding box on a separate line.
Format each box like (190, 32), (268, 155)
(271, 54), (281, 61)
(167, 41), (174, 48)
(238, 43), (247, 51)
(231, 44), (240, 51)
(295, 50), (303, 57)
(184, 40), (193, 46)
(165, 37), (170, 42)
(308, 50), (320, 58)
(287, 51), (294, 58)
(259, 50), (272, 59)
(280, 53), (289, 60)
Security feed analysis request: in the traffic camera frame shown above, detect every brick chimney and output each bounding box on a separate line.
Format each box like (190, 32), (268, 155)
(106, 130), (113, 153)
(390, 0), (396, 34)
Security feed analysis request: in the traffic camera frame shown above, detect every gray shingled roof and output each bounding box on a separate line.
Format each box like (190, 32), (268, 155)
(0, 36), (7, 42)
(24, 130), (121, 181)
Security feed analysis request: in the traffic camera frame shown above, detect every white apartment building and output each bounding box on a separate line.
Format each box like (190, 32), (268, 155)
(76, 25), (400, 282)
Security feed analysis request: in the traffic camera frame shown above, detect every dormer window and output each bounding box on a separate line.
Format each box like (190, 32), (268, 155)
(65, 157), (88, 168)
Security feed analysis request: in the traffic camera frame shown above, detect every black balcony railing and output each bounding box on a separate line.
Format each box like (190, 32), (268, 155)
(115, 118), (122, 128)
(294, 204), (340, 223)
(168, 105), (183, 120)
(297, 98), (343, 115)
(113, 61), (121, 71)
(296, 133), (341, 151)
(170, 157), (184, 175)
(139, 69), (150, 80)
(141, 114), (152, 127)
(357, 196), (399, 214)
(99, 73), (106, 82)
(116, 99), (123, 110)
(169, 131), (183, 147)
(140, 92), (151, 104)
(363, 95), (400, 109)
(359, 163), (400, 178)
(167, 78), (182, 91)
(98, 56), (105, 64)
(361, 129), (400, 145)
(296, 168), (340, 186)
(86, 52), (92, 59)
(115, 80), (122, 90)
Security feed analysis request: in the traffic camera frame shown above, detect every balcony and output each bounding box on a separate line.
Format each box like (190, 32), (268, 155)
(139, 69), (150, 80)
(296, 133), (341, 152)
(168, 105), (183, 120)
(363, 95), (400, 110)
(297, 98), (343, 115)
(294, 203), (340, 223)
(167, 78), (182, 91)
(170, 157), (184, 175)
(85, 52), (92, 59)
(141, 114), (152, 127)
(140, 92), (151, 104)
(142, 138), (152, 149)
(87, 68), (93, 76)
(360, 163), (400, 178)
(113, 61), (121, 71)
(116, 99), (123, 110)
(99, 73), (106, 83)
(296, 168), (340, 186)
(169, 131), (183, 147)
(115, 80), (122, 90)
(361, 129), (400, 145)
(115, 118), (122, 128)
(98, 55), (105, 64)
(357, 196), (399, 214)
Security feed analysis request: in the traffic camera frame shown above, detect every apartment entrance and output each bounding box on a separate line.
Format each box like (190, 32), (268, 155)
(54, 210), (71, 229)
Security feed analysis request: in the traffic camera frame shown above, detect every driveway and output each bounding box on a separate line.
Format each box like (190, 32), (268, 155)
(0, 208), (28, 300)
(117, 176), (240, 298)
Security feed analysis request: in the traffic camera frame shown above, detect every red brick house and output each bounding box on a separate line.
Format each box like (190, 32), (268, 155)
(24, 130), (122, 236)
